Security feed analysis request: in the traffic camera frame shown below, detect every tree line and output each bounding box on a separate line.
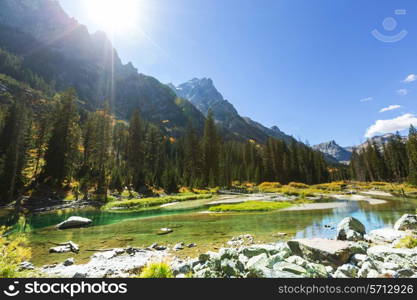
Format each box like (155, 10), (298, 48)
(350, 127), (417, 185)
(0, 89), (340, 204)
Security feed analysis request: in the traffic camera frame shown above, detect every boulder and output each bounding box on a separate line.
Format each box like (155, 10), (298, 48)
(337, 217), (366, 241)
(365, 228), (407, 244)
(246, 253), (270, 277)
(49, 245), (72, 254)
(394, 214), (417, 231)
(287, 238), (360, 266)
(56, 216), (92, 229)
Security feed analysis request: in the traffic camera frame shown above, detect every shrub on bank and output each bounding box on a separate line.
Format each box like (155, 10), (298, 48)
(0, 226), (32, 278)
(139, 262), (174, 278)
(394, 236), (417, 249)
(288, 182), (309, 189)
(259, 182), (282, 192)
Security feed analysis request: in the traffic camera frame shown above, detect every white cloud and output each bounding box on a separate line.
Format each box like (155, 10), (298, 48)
(403, 74), (417, 83)
(360, 97), (373, 102)
(397, 89), (408, 96)
(365, 113), (417, 138)
(380, 105), (402, 113)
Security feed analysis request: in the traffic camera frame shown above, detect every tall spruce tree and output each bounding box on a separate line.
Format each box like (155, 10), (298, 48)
(407, 125), (417, 186)
(202, 110), (220, 187)
(0, 102), (30, 204)
(127, 110), (144, 191)
(43, 89), (81, 186)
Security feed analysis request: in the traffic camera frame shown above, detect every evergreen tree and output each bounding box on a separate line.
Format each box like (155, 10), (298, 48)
(202, 110), (220, 187)
(407, 125), (417, 186)
(127, 110), (144, 191)
(42, 89), (81, 186)
(0, 102), (30, 203)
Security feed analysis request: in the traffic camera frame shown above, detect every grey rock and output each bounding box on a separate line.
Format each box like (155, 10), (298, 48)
(173, 243), (184, 251)
(365, 228), (408, 244)
(397, 269), (416, 278)
(220, 259), (241, 277)
(56, 216), (92, 229)
(351, 254), (367, 267)
(358, 261), (377, 278)
(394, 214), (417, 231)
(367, 245), (417, 261)
(305, 263), (329, 278)
(49, 245), (72, 254)
(246, 253), (270, 277)
(337, 217), (366, 241)
(272, 262), (307, 275)
(19, 261), (35, 271)
(285, 255), (308, 267)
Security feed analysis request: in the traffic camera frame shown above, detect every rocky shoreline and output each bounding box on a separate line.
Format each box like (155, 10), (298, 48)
(32, 214), (417, 278)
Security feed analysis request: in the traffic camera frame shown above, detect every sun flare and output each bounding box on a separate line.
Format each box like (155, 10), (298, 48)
(84, 0), (141, 34)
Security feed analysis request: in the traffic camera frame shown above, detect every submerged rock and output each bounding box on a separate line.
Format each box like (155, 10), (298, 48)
(394, 214), (417, 231)
(56, 216), (92, 230)
(337, 217), (366, 241)
(49, 241), (80, 254)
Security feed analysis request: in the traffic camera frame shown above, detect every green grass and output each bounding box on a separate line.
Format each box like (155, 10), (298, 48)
(208, 201), (292, 212)
(103, 194), (213, 211)
(138, 262), (174, 278)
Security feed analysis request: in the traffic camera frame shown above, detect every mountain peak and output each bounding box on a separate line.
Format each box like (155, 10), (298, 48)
(313, 140), (352, 163)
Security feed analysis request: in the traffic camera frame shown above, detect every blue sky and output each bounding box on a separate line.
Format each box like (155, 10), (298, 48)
(58, 0), (417, 147)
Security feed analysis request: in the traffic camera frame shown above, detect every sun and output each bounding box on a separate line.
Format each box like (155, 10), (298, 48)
(84, 0), (141, 34)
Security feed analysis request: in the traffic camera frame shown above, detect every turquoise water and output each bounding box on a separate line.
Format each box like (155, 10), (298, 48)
(1, 196), (416, 266)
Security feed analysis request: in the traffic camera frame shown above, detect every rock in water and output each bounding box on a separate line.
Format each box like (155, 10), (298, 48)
(337, 217), (366, 241)
(157, 228), (173, 235)
(394, 214), (417, 231)
(287, 238), (360, 266)
(56, 216), (92, 229)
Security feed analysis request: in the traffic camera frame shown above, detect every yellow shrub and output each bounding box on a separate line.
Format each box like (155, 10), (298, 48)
(0, 226), (32, 278)
(288, 182), (309, 189)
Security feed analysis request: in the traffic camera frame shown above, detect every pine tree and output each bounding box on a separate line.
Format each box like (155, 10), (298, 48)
(407, 125), (417, 186)
(43, 89), (81, 186)
(127, 110), (144, 191)
(202, 110), (220, 187)
(0, 102), (30, 203)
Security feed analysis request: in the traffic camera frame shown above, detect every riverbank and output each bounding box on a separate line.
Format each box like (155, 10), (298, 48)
(37, 214), (417, 278)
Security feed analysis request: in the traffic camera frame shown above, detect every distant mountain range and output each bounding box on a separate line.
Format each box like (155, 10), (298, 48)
(314, 133), (407, 164)
(0, 0), (295, 144)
